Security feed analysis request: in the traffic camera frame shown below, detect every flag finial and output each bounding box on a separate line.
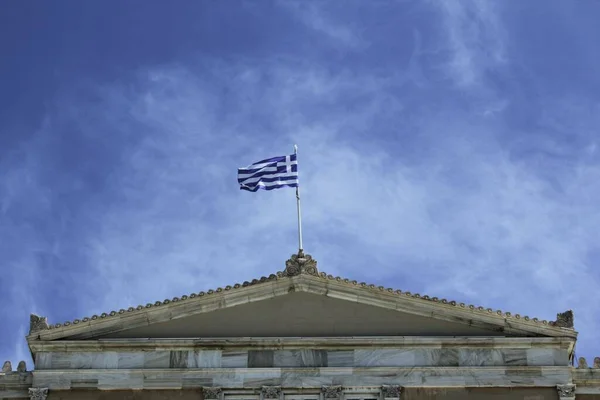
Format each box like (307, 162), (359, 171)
(280, 252), (318, 277)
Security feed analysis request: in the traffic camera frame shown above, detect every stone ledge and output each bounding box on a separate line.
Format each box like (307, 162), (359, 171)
(32, 347), (571, 370)
(574, 368), (600, 394)
(0, 371), (34, 399)
(7, 387), (564, 400)
(31, 366), (572, 390)
(28, 336), (575, 352)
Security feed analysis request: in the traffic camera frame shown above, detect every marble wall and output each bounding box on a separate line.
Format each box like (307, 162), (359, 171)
(32, 366), (572, 390)
(0, 369), (32, 399)
(34, 348), (570, 370)
(41, 387), (561, 400)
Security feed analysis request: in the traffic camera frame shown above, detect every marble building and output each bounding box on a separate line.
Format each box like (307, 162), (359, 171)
(2, 253), (599, 399)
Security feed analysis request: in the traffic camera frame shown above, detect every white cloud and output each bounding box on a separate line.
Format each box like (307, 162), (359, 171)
(434, 0), (507, 87)
(279, 1), (367, 49)
(3, 52), (600, 366)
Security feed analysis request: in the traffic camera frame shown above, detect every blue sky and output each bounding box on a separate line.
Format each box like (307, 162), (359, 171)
(1, 0), (599, 367)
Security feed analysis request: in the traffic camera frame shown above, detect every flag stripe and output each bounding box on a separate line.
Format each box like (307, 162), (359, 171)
(238, 153), (299, 192)
(243, 154), (297, 170)
(240, 173), (298, 185)
(237, 164), (298, 181)
(239, 162), (298, 176)
(238, 160), (297, 176)
(240, 181), (298, 192)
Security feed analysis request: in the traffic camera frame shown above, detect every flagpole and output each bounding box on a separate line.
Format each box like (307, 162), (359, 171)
(294, 144), (304, 255)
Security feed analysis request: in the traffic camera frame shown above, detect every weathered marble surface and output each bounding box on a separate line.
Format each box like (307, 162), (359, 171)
(31, 367), (572, 390)
(6, 366), (599, 398)
(34, 347), (571, 370)
(144, 352), (170, 369)
(188, 350), (221, 368)
(9, 387), (561, 400)
(274, 350), (327, 367)
(573, 368), (600, 395)
(170, 351), (188, 368)
(327, 351), (354, 367)
(0, 370), (34, 399)
(30, 336), (574, 352)
(117, 352), (144, 369)
(222, 351), (248, 368)
(249, 351), (275, 368)
(457, 349), (505, 366)
(32, 274), (577, 342)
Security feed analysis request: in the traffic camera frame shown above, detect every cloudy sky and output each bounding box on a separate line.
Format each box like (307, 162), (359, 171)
(1, 0), (599, 367)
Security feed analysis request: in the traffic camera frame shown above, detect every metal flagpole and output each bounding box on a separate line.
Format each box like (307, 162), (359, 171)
(294, 144), (304, 255)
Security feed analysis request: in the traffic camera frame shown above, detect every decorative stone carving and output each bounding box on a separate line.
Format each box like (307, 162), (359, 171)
(28, 388), (49, 400)
(578, 357), (589, 368)
(556, 384), (576, 399)
(594, 357), (600, 369)
(2, 361), (12, 372)
(262, 386), (282, 399)
(551, 310), (574, 329)
(282, 251), (319, 277)
(322, 385), (343, 399)
(202, 387), (222, 400)
(381, 385), (402, 398)
(29, 314), (49, 334)
(17, 360), (27, 372)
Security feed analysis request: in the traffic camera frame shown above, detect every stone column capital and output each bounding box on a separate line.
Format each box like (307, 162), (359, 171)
(202, 387), (222, 400)
(261, 386), (282, 399)
(381, 385), (402, 399)
(28, 388), (49, 400)
(322, 385), (343, 399)
(556, 384), (576, 399)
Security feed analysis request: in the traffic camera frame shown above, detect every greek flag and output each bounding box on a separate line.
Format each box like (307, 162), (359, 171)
(238, 154), (299, 192)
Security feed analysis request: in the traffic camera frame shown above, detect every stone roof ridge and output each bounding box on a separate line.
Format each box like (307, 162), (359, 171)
(29, 252), (575, 334)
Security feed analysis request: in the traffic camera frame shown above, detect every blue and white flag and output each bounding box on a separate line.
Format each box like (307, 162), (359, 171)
(238, 154), (299, 192)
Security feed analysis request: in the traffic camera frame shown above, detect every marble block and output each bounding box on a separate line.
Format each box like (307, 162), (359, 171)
(281, 370), (332, 387)
(274, 350), (327, 367)
(503, 349), (528, 366)
(415, 349), (459, 367)
(249, 351), (274, 368)
(458, 349), (505, 366)
(222, 351), (248, 368)
(354, 349), (415, 367)
(526, 349), (569, 366)
(187, 350), (221, 368)
(143, 351), (170, 368)
(327, 351), (354, 367)
(118, 352), (145, 369)
(49, 352), (119, 369)
(243, 369), (282, 387)
(170, 351), (188, 368)
(98, 371), (144, 390)
(35, 353), (52, 369)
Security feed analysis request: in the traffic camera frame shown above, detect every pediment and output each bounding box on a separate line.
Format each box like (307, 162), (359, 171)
(98, 291), (514, 339)
(27, 253), (576, 342)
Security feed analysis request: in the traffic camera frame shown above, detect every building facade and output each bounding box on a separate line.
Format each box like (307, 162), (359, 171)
(2, 253), (599, 399)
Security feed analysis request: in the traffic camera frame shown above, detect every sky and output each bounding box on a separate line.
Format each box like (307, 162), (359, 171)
(1, 0), (599, 369)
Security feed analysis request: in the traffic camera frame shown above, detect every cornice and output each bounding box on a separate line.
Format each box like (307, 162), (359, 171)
(28, 336), (575, 352)
(27, 253), (577, 343)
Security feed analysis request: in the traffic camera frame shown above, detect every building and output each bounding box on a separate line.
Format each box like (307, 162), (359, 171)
(2, 253), (599, 399)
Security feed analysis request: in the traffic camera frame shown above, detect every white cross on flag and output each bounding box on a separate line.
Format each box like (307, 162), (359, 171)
(237, 154), (299, 192)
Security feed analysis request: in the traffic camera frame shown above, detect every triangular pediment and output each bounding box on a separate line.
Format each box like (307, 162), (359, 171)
(91, 291), (514, 339)
(27, 253), (576, 343)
